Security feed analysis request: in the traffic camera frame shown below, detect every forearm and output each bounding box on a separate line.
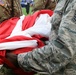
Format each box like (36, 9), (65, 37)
(18, 25), (74, 74)
(18, 37), (73, 74)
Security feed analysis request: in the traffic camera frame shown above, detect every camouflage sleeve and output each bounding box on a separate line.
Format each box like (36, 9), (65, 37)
(6, 0), (22, 17)
(32, 0), (57, 12)
(0, 0), (22, 22)
(18, 0), (76, 75)
(32, 0), (47, 12)
(13, 0), (22, 17)
(51, 0), (67, 27)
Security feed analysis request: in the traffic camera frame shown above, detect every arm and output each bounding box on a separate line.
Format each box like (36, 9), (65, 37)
(18, 0), (76, 75)
(0, 0), (22, 22)
(6, 0), (22, 17)
(32, 0), (47, 12)
(12, 0), (22, 17)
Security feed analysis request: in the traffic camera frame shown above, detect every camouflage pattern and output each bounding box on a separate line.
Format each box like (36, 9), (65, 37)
(18, 0), (76, 75)
(32, 0), (57, 12)
(0, 0), (22, 75)
(0, 0), (22, 22)
(0, 65), (16, 75)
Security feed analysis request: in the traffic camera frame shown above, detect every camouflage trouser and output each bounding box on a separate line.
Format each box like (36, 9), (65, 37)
(0, 66), (16, 75)
(0, 66), (40, 75)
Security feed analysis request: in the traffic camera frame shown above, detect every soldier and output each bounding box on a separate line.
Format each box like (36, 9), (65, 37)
(0, 0), (22, 23)
(5, 0), (76, 75)
(0, 0), (22, 75)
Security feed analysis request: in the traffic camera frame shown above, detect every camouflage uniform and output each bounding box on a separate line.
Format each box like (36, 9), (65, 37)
(0, 0), (22, 22)
(0, 66), (16, 75)
(0, 0), (22, 75)
(18, 0), (76, 75)
(32, 0), (57, 12)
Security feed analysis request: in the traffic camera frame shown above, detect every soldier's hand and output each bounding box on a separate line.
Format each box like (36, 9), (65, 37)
(6, 52), (19, 67)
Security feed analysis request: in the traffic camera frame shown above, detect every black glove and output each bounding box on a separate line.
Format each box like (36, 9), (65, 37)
(6, 52), (19, 67)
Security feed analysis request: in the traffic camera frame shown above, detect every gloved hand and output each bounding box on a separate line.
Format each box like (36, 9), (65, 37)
(6, 52), (19, 67)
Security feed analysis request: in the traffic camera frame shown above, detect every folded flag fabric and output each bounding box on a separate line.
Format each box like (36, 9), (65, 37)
(0, 10), (53, 75)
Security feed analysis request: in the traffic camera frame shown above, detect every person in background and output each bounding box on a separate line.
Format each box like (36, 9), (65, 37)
(0, 0), (22, 23)
(22, 0), (34, 14)
(20, 0), (34, 14)
(6, 0), (76, 75)
(25, 0), (34, 14)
